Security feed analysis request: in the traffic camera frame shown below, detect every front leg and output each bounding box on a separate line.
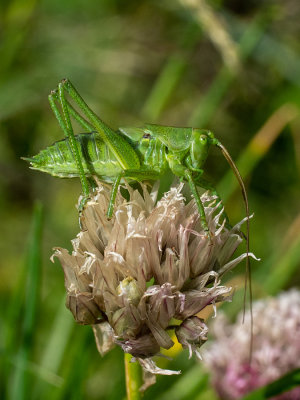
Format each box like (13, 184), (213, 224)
(166, 154), (211, 238)
(184, 170), (211, 238)
(107, 173), (122, 219)
(194, 176), (231, 230)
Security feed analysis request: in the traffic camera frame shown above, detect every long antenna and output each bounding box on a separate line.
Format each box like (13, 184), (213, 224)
(217, 141), (253, 359)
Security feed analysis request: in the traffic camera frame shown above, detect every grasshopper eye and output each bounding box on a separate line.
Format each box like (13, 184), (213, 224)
(200, 135), (207, 144)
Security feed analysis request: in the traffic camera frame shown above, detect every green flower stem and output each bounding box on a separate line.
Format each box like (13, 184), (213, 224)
(125, 353), (142, 400)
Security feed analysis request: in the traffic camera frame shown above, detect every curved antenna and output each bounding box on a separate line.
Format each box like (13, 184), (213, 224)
(216, 141), (253, 358)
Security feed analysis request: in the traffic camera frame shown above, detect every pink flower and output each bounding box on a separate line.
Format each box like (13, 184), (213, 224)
(203, 290), (300, 399)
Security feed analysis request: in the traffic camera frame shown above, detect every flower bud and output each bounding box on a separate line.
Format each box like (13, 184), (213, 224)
(117, 277), (142, 306)
(175, 316), (208, 358)
(120, 334), (160, 358)
(66, 292), (104, 325)
(111, 306), (141, 338)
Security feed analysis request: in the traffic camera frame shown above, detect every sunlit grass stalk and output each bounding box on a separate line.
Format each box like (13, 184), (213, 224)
(125, 354), (142, 400)
(32, 298), (74, 400)
(189, 14), (268, 127)
(3, 245), (28, 393)
(56, 328), (91, 400)
(178, 0), (240, 71)
(142, 21), (201, 121)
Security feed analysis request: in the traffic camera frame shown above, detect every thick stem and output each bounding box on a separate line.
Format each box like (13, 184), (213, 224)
(124, 353), (142, 400)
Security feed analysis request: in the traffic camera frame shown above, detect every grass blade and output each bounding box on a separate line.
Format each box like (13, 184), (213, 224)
(156, 365), (210, 400)
(142, 22), (201, 121)
(189, 14), (269, 127)
(242, 368), (300, 400)
(263, 213), (300, 294)
(217, 103), (299, 202)
(8, 202), (43, 400)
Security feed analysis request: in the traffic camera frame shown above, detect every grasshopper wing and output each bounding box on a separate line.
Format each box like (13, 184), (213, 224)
(118, 127), (149, 143)
(143, 124), (192, 152)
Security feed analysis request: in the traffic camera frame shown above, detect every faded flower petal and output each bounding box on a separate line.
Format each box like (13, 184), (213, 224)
(92, 321), (115, 355)
(140, 283), (176, 349)
(51, 248), (103, 324)
(52, 183), (254, 379)
(140, 369), (157, 393)
(138, 358), (181, 376)
(119, 334), (160, 358)
(111, 305), (141, 338)
(66, 292), (104, 325)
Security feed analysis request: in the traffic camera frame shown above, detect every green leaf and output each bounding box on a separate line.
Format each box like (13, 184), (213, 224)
(242, 368), (300, 400)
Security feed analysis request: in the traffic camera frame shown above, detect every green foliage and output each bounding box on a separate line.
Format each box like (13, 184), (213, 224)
(242, 368), (300, 400)
(1, 0), (300, 399)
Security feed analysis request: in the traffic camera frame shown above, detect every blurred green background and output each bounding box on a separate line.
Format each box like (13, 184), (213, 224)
(1, 0), (299, 399)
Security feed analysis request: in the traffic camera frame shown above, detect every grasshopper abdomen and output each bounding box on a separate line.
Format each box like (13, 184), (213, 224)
(24, 132), (122, 182)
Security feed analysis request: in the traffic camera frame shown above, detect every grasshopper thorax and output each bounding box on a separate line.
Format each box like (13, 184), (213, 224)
(190, 129), (217, 169)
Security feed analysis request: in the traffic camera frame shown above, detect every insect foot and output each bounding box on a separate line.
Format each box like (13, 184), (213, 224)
(77, 194), (92, 228)
(78, 195), (90, 212)
(203, 227), (213, 242)
(52, 182), (257, 390)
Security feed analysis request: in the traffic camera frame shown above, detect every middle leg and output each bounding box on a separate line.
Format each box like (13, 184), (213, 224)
(106, 168), (162, 218)
(166, 154), (211, 238)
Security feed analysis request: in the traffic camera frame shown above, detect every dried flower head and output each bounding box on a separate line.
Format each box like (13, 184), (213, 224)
(203, 289), (300, 400)
(52, 182), (254, 376)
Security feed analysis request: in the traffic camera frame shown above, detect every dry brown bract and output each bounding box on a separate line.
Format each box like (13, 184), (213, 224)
(52, 182), (255, 375)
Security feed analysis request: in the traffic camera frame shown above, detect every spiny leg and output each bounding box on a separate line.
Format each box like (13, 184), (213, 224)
(50, 93), (122, 220)
(50, 90), (94, 132)
(56, 82), (90, 203)
(194, 176), (231, 230)
(48, 91), (70, 137)
(49, 90), (98, 210)
(184, 170), (211, 238)
(166, 154), (211, 238)
(68, 102), (94, 132)
(59, 79), (112, 134)
(107, 173), (122, 219)
(59, 79), (140, 170)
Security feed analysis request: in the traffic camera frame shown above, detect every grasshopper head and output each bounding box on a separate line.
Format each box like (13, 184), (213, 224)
(190, 129), (218, 169)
